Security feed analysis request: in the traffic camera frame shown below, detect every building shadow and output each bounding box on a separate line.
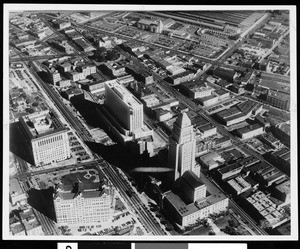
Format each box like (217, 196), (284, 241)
(71, 98), (102, 129)
(27, 187), (56, 221)
(9, 122), (35, 165)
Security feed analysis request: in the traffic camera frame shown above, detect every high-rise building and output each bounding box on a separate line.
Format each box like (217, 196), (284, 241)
(104, 80), (144, 133)
(53, 169), (115, 225)
(168, 112), (197, 181)
(19, 110), (71, 166)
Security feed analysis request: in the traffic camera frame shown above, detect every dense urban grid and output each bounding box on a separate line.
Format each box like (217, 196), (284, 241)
(8, 9), (291, 237)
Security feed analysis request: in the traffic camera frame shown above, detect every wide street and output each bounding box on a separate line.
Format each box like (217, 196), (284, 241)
(8, 9), (291, 237)
(22, 60), (167, 235)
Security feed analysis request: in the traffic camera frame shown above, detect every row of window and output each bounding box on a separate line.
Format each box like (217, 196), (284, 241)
(37, 135), (64, 146)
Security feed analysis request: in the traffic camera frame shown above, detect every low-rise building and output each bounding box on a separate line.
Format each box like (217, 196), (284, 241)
(236, 123), (264, 139)
(215, 89), (230, 101)
(247, 162), (286, 187)
(266, 90), (290, 110)
(215, 106), (246, 126)
(167, 70), (194, 85)
(10, 218), (26, 236)
(154, 108), (172, 122)
(19, 208), (44, 236)
(73, 37), (95, 52)
(245, 191), (288, 228)
(218, 162), (244, 180)
(260, 132), (282, 149)
(181, 80), (213, 99)
(197, 95), (219, 107)
(227, 175), (252, 195)
(214, 136), (231, 148)
(199, 151), (225, 170)
(213, 67), (237, 82)
(9, 178), (27, 208)
(66, 70), (85, 82)
(141, 94), (160, 108)
(270, 179), (290, 206)
(53, 20), (71, 29)
(98, 36), (113, 49)
(196, 123), (217, 139)
(46, 67), (61, 85)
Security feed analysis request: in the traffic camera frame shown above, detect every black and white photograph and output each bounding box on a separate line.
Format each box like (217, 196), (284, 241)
(3, 4), (297, 242)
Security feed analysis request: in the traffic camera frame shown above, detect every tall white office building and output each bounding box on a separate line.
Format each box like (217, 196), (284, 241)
(104, 80), (144, 133)
(19, 110), (70, 166)
(168, 112), (197, 181)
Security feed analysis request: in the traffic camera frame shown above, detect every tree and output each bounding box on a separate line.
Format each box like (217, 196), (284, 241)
(106, 50), (119, 61)
(32, 102), (39, 107)
(92, 47), (107, 62)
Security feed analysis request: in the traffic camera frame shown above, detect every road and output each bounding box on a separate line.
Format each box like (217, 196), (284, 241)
(201, 169), (268, 235)
(258, 29), (290, 63)
(100, 161), (167, 235)
(12, 159), (104, 180)
(10, 12), (286, 235)
(115, 39), (287, 175)
(229, 199), (268, 235)
(26, 60), (94, 143)
(24, 60), (166, 235)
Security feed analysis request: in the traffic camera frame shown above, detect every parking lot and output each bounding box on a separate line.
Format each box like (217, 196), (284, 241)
(68, 132), (91, 162)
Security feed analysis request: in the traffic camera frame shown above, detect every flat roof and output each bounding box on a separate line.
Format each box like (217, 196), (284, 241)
(217, 106), (241, 118)
(258, 73), (290, 93)
(9, 178), (24, 195)
(138, 18), (155, 26)
(268, 90), (290, 100)
(218, 162), (244, 175)
(164, 191), (199, 217)
(19, 110), (67, 139)
(198, 123), (216, 132)
(274, 179), (290, 194)
(215, 89), (229, 95)
(215, 136), (231, 144)
(106, 80), (143, 108)
(237, 123), (263, 134)
(200, 151), (221, 163)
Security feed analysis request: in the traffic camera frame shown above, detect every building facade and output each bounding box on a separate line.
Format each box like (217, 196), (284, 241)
(54, 172), (115, 225)
(168, 113), (197, 181)
(105, 80), (144, 133)
(19, 110), (71, 166)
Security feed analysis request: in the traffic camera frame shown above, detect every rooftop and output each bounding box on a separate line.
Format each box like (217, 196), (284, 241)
(274, 179), (290, 194)
(19, 110), (66, 139)
(9, 178), (24, 196)
(258, 73), (290, 93)
(237, 123), (263, 134)
(138, 18), (155, 26)
(218, 162), (244, 175)
(174, 112), (192, 129)
(200, 151), (222, 163)
(55, 168), (110, 200)
(268, 90), (290, 101)
(106, 80), (142, 108)
(181, 171), (205, 189)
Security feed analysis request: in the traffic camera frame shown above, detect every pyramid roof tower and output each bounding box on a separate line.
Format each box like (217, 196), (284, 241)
(174, 112), (191, 129)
